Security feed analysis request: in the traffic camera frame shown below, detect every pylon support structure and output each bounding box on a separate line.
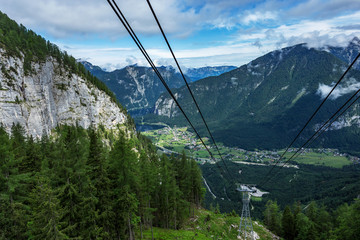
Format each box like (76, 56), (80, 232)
(237, 184), (256, 240)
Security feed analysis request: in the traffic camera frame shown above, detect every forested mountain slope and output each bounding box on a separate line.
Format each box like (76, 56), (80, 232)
(82, 62), (237, 118)
(82, 62), (185, 115)
(0, 124), (204, 239)
(150, 43), (360, 153)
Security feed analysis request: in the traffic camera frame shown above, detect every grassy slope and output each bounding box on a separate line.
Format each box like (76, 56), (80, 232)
(289, 153), (350, 168)
(282, 152), (351, 168)
(137, 208), (277, 240)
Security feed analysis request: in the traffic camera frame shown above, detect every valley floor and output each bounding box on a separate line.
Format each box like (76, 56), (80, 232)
(141, 126), (359, 168)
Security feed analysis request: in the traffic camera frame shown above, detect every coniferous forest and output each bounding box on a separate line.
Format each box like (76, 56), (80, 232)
(263, 199), (360, 240)
(0, 124), (204, 239)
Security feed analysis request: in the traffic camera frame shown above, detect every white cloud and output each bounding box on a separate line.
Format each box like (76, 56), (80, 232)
(242, 11), (277, 25)
(317, 78), (360, 100)
(0, 0), (123, 38)
(59, 5), (360, 69)
(234, 11), (360, 51)
(0, 0), (204, 38)
(65, 42), (257, 69)
(1, 0), (360, 68)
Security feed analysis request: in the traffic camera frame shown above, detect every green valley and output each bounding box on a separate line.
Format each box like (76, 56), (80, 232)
(142, 125), (356, 168)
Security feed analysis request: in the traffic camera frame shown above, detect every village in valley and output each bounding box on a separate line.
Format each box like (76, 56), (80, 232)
(142, 125), (360, 168)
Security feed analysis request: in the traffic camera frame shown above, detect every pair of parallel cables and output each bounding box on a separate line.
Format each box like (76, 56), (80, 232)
(106, 0), (234, 181)
(107, 0), (360, 191)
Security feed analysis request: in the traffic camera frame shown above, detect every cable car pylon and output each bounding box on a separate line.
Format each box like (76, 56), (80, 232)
(237, 183), (256, 240)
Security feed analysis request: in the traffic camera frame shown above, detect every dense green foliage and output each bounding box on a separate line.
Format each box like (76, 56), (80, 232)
(200, 160), (360, 219)
(263, 200), (360, 240)
(0, 124), (203, 239)
(0, 11), (123, 112)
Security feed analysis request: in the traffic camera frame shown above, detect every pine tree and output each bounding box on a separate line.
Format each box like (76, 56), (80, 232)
(137, 150), (157, 237)
(174, 152), (192, 218)
(156, 154), (171, 228)
(263, 200), (282, 235)
(295, 213), (313, 240)
(305, 201), (318, 223)
(116, 186), (139, 240)
(10, 123), (26, 161)
(0, 126), (15, 238)
(189, 158), (203, 208)
(1, 124), (29, 239)
(316, 205), (332, 240)
(27, 176), (67, 240)
(57, 178), (82, 238)
(20, 135), (41, 173)
(333, 200), (360, 240)
(108, 133), (139, 190)
(86, 127), (112, 239)
(282, 205), (295, 240)
(292, 201), (302, 238)
(78, 182), (98, 240)
(108, 133), (139, 239)
(53, 126), (90, 238)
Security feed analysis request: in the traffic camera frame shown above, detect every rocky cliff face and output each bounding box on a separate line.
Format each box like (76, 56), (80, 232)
(82, 62), (185, 114)
(0, 48), (127, 138)
(82, 62), (238, 118)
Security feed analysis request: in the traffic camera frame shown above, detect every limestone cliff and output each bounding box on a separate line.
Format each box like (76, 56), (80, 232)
(0, 48), (128, 137)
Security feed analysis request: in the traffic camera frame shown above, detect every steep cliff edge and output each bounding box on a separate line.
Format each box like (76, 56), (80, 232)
(0, 48), (128, 137)
(0, 10), (133, 137)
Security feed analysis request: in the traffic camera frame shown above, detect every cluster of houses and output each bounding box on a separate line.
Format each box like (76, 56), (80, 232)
(147, 127), (359, 165)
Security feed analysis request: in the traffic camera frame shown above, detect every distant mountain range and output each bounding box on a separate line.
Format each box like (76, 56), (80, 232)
(184, 66), (237, 81)
(324, 37), (360, 70)
(149, 39), (360, 154)
(81, 62), (237, 115)
(81, 63), (184, 116)
(81, 39), (360, 154)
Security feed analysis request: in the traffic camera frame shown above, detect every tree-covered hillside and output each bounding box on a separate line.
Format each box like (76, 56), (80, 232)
(200, 160), (360, 219)
(0, 124), (203, 239)
(147, 44), (360, 154)
(82, 62), (238, 118)
(263, 199), (360, 240)
(82, 62), (186, 115)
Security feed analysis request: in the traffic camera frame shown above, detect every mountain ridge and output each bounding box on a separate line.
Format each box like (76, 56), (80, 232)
(325, 37), (360, 70)
(149, 43), (360, 153)
(183, 65), (237, 81)
(82, 61), (238, 116)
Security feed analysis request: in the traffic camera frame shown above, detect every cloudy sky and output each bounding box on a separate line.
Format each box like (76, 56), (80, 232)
(1, 0), (360, 70)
